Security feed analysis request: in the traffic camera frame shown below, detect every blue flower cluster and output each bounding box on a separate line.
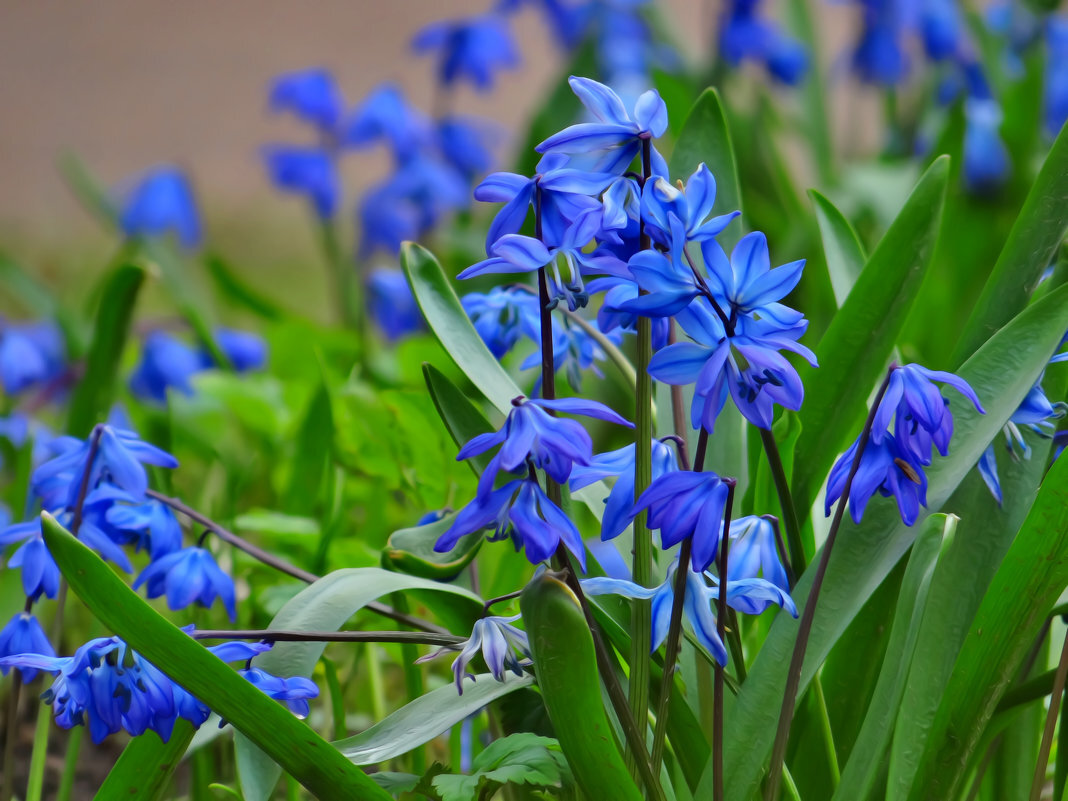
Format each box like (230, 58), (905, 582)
(0, 319), (66, 398)
(719, 0), (808, 85)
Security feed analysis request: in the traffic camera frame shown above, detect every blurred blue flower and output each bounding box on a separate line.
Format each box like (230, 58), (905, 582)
(262, 145), (338, 219)
(134, 546), (237, 621)
(367, 268), (425, 342)
(119, 166), (201, 249)
(358, 185), (421, 257)
(268, 68), (344, 135)
(633, 469), (730, 572)
(238, 668), (319, 718)
(413, 14), (520, 90)
(345, 83), (434, 159)
(919, 0), (963, 59)
(462, 286), (541, 359)
(129, 331), (203, 404)
(211, 328), (268, 372)
(437, 116), (500, 180)
(0, 612), (55, 681)
(851, 0), (908, 85)
(522, 314), (620, 392)
(0, 320), (66, 396)
(963, 98), (1010, 191)
(1045, 17), (1068, 137)
(418, 615), (530, 694)
(720, 0), (809, 85)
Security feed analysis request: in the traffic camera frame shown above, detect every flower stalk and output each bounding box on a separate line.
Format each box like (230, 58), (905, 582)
(714, 479), (737, 801)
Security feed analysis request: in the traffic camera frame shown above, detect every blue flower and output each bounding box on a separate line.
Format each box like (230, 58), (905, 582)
(522, 314), (621, 392)
(104, 493), (183, 559)
(412, 14), (520, 90)
(640, 164), (740, 249)
(437, 116), (500, 180)
(726, 515), (789, 591)
(720, 0), (809, 85)
(0, 520), (61, 600)
(633, 470), (730, 572)
(357, 185), (421, 257)
(367, 268), (425, 342)
(119, 166), (201, 249)
(569, 439), (679, 541)
(1046, 19), (1068, 137)
(703, 231), (807, 325)
(345, 83), (433, 159)
(590, 275), (671, 349)
(418, 615), (530, 693)
(268, 68), (344, 135)
(462, 287), (541, 359)
(0, 612), (55, 681)
(210, 327), (268, 373)
(963, 98), (1010, 191)
(262, 145), (338, 219)
(825, 432), (928, 525)
(851, 0), (909, 85)
(537, 77), (668, 174)
(238, 668), (319, 718)
(129, 331), (203, 404)
(134, 546), (237, 621)
(0, 319), (66, 396)
(919, 0), (963, 60)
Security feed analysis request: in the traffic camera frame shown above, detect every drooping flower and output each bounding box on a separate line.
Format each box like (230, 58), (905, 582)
(210, 328), (269, 373)
(719, 0), (809, 85)
(0, 520), (61, 600)
(825, 432), (928, 525)
(119, 166), (201, 249)
(346, 83), (434, 160)
(134, 546), (237, 621)
(418, 615), (531, 694)
(462, 286), (541, 359)
(412, 14), (520, 90)
(268, 68), (345, 135)
(0, 612), (55, 681)
(367, 268), (425, 342)
(726, 515), (790, 591)
(0, 320), (66, 396)
(129, 331), (204, 404)
(262, 145), (339, 220)
(633, 470), (730, 572)
(238, 668), (319, 718)
(640, 164), (740, 249)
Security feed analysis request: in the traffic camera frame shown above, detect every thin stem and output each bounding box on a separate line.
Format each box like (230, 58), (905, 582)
(1030, 624), (1068, 801)
(535, 187), (556, 407)
(668, 321), (688, 445)
(483, 590), (523, 613)
(146, 489), (447, 635)
(759, 428), (806, 578)
(191, 629), (465, 647)
(764, 365), (896, 801)
(56, 725), (83, 801)
(714, 480), (738, 801)
(70, 424), (104, 535)
(24, 699), (51, 801)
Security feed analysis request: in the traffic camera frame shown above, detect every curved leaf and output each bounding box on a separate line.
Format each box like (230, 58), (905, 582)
(94, 721), (196, 801)
(422, 362), (495, 475)
(705, 282), (1068, 801)
(383, 514), (483, 581)
(39, 513), (391, 801)
(792, 157), (949, 520)
(333, 672), (534, 765)
(809, 190), (866, 307)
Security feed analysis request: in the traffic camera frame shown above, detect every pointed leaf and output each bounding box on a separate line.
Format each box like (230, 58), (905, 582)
(422, 362), (495, 476)
(383, 513), (483, 581)
(809, 190), (866, 307)
(94, 721), (196, 801)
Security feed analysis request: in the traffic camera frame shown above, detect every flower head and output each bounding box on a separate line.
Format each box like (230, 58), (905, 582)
(134, 546), (237, 621)
(418, 615), (530, 694)
(0, 320), (66, 396)
(119, 166), (201, 249)
(367, 269), (425, 342)
(633, 470), (730, 572)
(412, 14), (519, 90)
(268, 68), (344, 134)
(0, 612), (55, 681)
(262, 145), (338, 219)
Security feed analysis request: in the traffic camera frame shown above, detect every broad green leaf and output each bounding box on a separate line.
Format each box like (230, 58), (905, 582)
(830, 515), (953, 801)
(39, 514), (391, 801)
(332, 675), (533, 766)
(521, 573), (644, 801)
(433, 733), (571, 801)
(886, 435), (1053, 801)
(383, 514), (483, 580)
(236, 568), (483, 801)
(906, 454), (1068, 801)
(669, 88), (743, 250)
(792, 157), (949, 520)
(66, 263), (145, 436)
(402, 242), (520, 416)
(952, 119), (1068, 365)
(809, 190), (867, 307)
(422, 362), (495, 475)
(704, 282), (1068, 801)
(204, 252), (284, 320)
(94, 722), (195, 801)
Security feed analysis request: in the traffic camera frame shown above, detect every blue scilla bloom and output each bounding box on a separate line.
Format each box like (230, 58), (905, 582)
(413, 13), (520, 90)
(262, 145), (338, 219)
(437, 116), (500, 180)
(210, 327), (268, 373)
(345, 83), (434, 160)
(522, 314), (622, 392)
(719, 0), (809, 85)
(129, 331), (203, 404)
(0, 613), (55, 681)
(361, 157), (468, 255)
(119, 166), (201, 249)
(435, 477), (587, 569)
(871, 363), (984, 467)
(462, 286), (541, 359)
(1045, 18), (1068, 137)
(851, 0), (909, 85)
(977, 378), (1065, 505)
(537, 77), (668, 175)
(268, 68), (344, 136)
(919, 0), (963, 60)
(358, 184), (421, 257)
(0, 319), (65, 396)
(461, 208), (626, 312)
(417, 615), (531, 694)
(590, 275), (671, 350)
(367, 268), (425, 342)
(103, 491), (182, 559)
(633, 470), (730, 572)
(569, 438), (679, 541)
(826, 432), (928, 525)
(640, 164), (740, 249)
(620, 217), (704, 319)
(649, 302), (817, 432)
(963, 98), (1010, 192)
(474, 152), (610, 251)
(32, 425), (178, 508)
(0, 520), (60, 600)
(459, 395), (633, 487)
(703, 231), (807, 326)
(726, 515), (789, 592)
(134, 546), (237, 621)
(238, 668), (319, 718)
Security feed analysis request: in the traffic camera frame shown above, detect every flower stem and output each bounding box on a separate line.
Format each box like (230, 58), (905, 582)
(764, 364), (896, 801)
(714, 480), (737, 801)
(759, 427), (806, 579)
(1030, 623), (1068, 801)
(318, 218), (359, 331)
(55, 725), (82, 801)
(1, 672), (21, 801)
(191, 629), (465, 647)
(23, 700), (51, 801)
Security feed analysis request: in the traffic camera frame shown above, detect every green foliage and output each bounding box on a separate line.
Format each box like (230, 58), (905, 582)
(432, 734), (572, 801)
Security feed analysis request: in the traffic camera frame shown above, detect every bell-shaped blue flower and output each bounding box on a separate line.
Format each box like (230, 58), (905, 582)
(418, 614), (530, 694)
(412, 14), (519, 90)
(1046, 18), (1068, 137)
(0, 520), (61, 600)
(726, 515), (790, 591)
(238, 668), (319, 718)
(367, 268), (425, 342)
(826, 432), (928, 525)
(262, 145), (338, 219)
(640, 164), (740, 249)
(437, 116), (499, 180)
(104, 491), (183, 559)
(462, 286), (541, 359)
(209, 327), (268, 373)
(0, 319), (65, 396)
(963, 97), (1010, 192)
(119, 166), (201, 249)
(268, 68), (344, 135)
(633, 470), (730, 572)
(129, 331), (203, 404)
(0, 612), (56, 681)
(134, 546), (237, 620)
(851, 0), (908, 85)
(345, 83), (433, 159)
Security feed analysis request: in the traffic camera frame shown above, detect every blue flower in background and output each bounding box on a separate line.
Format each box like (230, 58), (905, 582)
(437, 116), (500, 179)
(129, 331), (203, 404)
(262, 145), (339, 219)
(462, 286), (541, 359)
(211, 328), (269, 372)
(134, 546), (237, 621)
(720, 0), (809, 85)
(919, 0), (963, 59)
(851, 0), (909, 85)
(418, 615), (530, 694)
(633, 469), (730, 572)
(119, 166), (201, 249)
(0, 319), (66, 396)
(238, 668), (319, 718)
(522, 314), (620, 392)
(358, 185), (421, 257)
(1046, 18), (1068, 137)
(0, 612), (55, 681)
(346, 83), (434, 160)
(367, 268), (425, 342)
(268, 68), (345, 136)
(413, 14), (520, 90)
(963, 97), (1010, 191)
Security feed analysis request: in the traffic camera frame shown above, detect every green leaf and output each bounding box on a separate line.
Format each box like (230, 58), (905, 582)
(705, 282), (1068, 801)
(66, 263), (145, 436)
(952, 118), (1068, 365)
(284, 376), (333, 514)
(432, 733), (571, 801)
(39, 513), (391, 801)
(94, 722), (195, 801)
(669, 88), (743, 249)
(830, 514), (954, 801)
(203, 252), (285, 320)
(402, 242), (520, 416)
(905, 454), (1068, 801)
(383, 514), (483, 581)
(235, 568), (483, 801)
(792, 157), (950, 520)
(333, 673), (535, 766)
(422, 362), (495, 475)
(809, 190), (867, 308)
(521, 573), (644, 801)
